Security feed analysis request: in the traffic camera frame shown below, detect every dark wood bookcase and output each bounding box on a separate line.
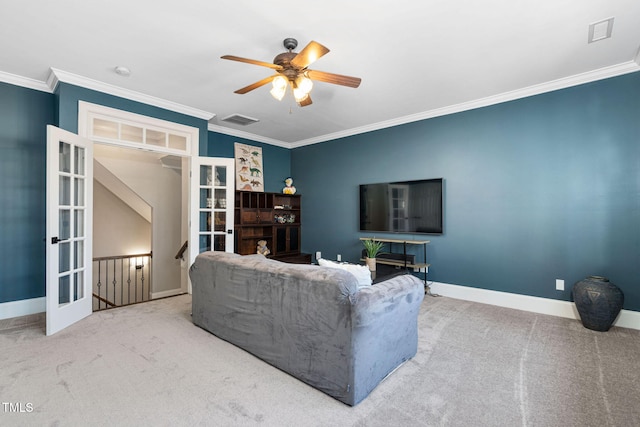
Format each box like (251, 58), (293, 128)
(234, 191), (311, 264)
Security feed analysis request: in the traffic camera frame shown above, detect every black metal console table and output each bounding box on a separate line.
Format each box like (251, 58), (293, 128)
(360, 237), (437, 296)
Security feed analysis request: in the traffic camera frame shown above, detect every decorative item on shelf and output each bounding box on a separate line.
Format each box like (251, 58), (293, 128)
(274, 213), (296, 224)
(572, 275), (624, 332)
(256, 240), (270, 256)
(283, 177), (296, 194)
(361, 238), (385, 272)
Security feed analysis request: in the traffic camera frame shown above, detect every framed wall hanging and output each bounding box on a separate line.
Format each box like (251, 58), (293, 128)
(234, 142), (264, 192)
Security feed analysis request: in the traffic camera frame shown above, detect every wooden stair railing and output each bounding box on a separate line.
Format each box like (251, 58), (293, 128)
(175, 240), (188, 260)
(92, 293), (116, 308)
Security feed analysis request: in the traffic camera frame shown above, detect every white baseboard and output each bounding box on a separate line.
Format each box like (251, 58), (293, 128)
(150, 288), (186, 299)
(4, 284), (638, 331)
(429, 282), (640, 331)
(1, 288), (186, 320)
(0, 297), (45, 320)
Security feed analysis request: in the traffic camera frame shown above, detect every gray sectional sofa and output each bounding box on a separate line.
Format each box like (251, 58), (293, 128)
(189, 252), (425, 406)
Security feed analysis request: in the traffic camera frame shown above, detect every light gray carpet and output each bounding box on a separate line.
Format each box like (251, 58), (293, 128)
(2, 294), (639, 426)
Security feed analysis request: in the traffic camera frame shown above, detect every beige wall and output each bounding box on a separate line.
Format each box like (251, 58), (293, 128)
(93, 181), (151, 258)
(94, 145), (183, 295)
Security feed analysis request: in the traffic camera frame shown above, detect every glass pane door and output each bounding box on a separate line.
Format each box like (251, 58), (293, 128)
(46, 126), (93, 335)
(189, 157), (235, 279)
(198, 164), (232, 252)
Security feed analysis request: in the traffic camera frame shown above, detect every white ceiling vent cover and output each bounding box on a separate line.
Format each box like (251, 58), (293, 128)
(221, 114), (260, 126)
(588, 17), (614, 43)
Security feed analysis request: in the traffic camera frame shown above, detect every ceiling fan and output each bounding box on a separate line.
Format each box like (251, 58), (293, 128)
(221, 38), (361, 107)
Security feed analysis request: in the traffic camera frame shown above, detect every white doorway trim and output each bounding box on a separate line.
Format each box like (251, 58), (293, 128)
(78, 101), (199, 298)
(78, 101), (198, 156)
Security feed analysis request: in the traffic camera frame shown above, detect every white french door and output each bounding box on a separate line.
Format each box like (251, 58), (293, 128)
(189, 157), (235, 288)
(46, 126), (93, 335)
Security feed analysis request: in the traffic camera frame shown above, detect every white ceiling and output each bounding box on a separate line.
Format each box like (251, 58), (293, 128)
(2, 1), (639, 148)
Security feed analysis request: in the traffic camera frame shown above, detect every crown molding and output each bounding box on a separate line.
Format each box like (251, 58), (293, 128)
(0, 70), (52, 93)
(47, 68), (215, 121)
(289, 60), (640, 148)
(3, 60), (637, 149)
(207, 123), (291, 148)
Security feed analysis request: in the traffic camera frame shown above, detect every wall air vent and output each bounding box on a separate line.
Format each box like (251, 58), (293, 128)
(221, 114), (260, 126)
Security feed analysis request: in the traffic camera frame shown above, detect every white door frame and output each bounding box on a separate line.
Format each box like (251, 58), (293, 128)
(78, 102), (200, 298)
(78, 101), (236, 293)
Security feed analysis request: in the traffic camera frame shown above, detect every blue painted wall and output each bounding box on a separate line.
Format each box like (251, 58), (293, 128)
(0, 80), (290, 304)
(2, 72), (637, 312)
(292, 72), (640, 311)
(0, 82), (55, 303)
(208, 131), (291, 193)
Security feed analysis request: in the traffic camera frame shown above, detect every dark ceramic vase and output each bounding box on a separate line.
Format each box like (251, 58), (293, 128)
(572, 276), (624, 332)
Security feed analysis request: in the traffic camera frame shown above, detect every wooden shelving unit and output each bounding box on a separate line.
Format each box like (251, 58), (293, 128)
(235, 191), (311, 264)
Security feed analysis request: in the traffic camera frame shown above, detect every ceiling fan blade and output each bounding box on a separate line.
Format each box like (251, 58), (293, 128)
(221, 55), (282, 70)
(290, 41), (330, 69)
(298, 95), (312, 107)
(234, 75), (277, 94)
(307, 70), (361, 88)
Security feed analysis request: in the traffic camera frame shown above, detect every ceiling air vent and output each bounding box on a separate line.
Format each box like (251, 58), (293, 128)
(221, 114), (260, 126)
(588, 17), (614, 43)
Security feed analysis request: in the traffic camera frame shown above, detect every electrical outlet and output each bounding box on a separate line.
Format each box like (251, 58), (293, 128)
(315, 251), (321, 261)
(556, 279), (565, 291)
(337, 254), (342, 262)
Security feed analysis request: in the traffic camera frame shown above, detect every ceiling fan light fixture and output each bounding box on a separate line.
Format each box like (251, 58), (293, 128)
(293, 87), (309, 103)
(270, 85), (286, 101)
(270, 86), (287, 101)
(297, 76), (313, 94)
(270, 75), (288, 100)
(272, 75), (288, 90)
(221, 38), (360, 107)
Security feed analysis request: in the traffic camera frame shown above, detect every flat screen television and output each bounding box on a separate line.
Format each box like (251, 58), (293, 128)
(359, 178), (443, 234)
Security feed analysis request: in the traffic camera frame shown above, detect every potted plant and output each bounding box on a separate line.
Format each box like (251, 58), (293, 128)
(362, 238), (385, 272)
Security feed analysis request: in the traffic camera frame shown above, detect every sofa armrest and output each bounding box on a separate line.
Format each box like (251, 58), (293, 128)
(348, 273), (425, 405)
(352, 273), (425, 327)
